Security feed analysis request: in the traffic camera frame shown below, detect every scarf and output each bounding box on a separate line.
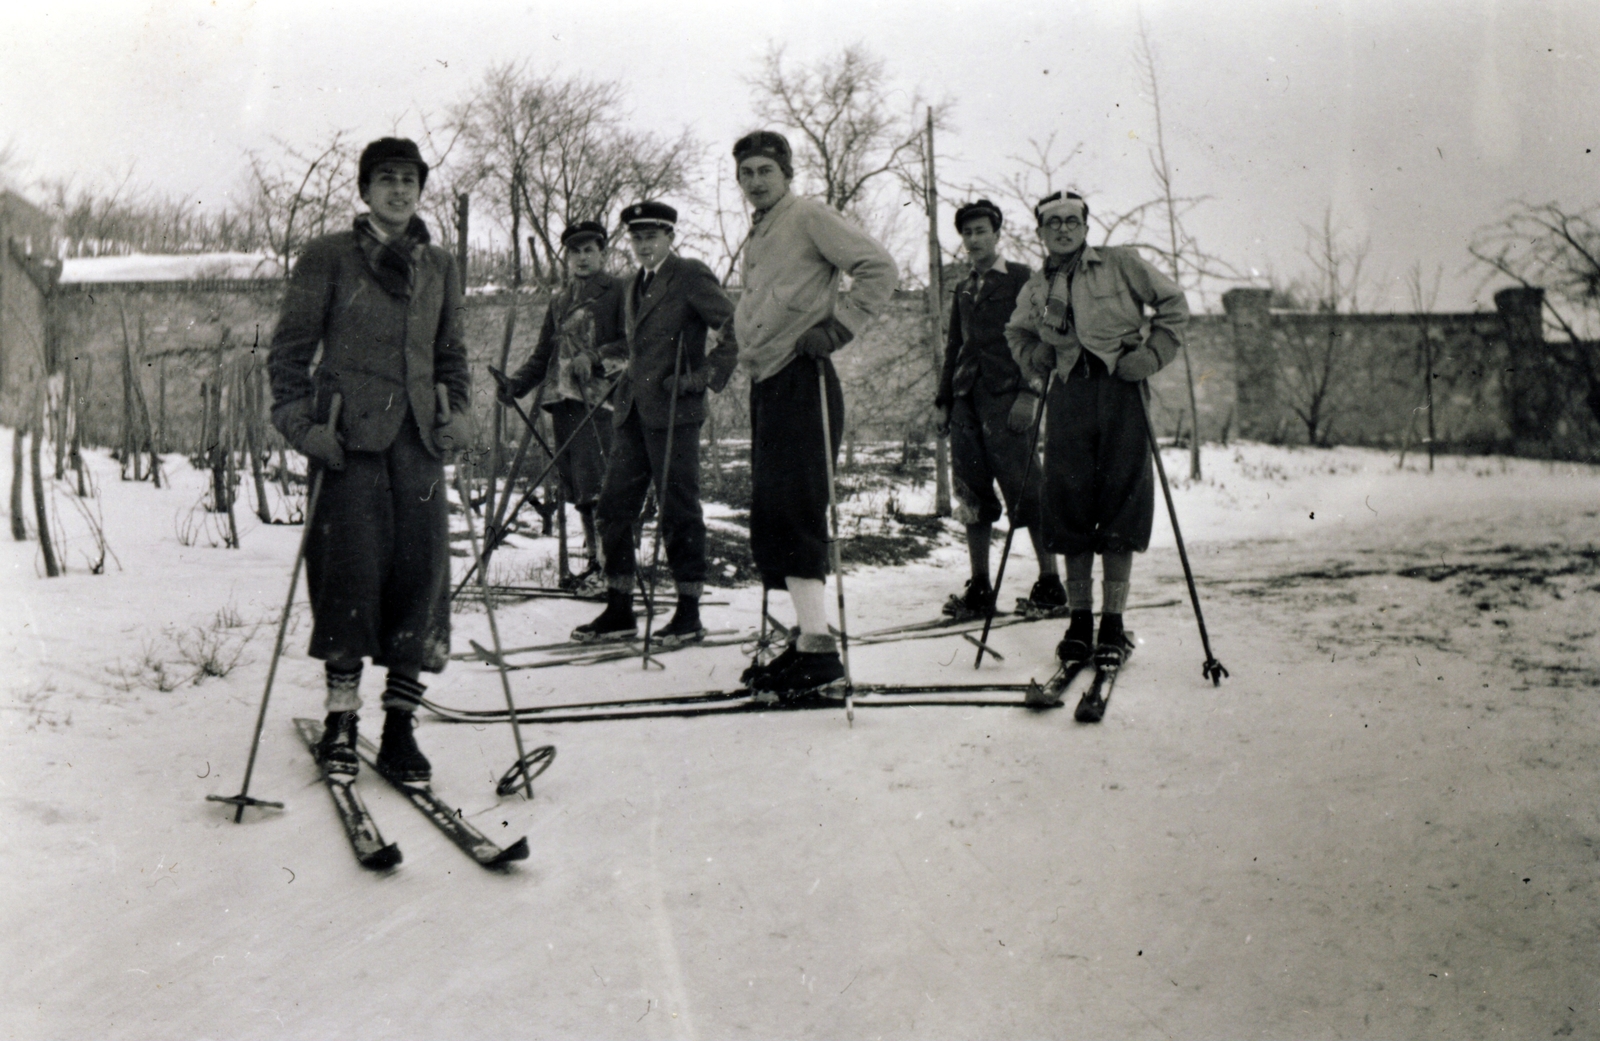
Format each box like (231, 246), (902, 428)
(355, 214), (431, 300)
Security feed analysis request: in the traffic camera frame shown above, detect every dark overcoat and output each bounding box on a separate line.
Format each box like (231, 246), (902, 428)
(601, 253), (737, 430)
(268, 226), (469, 451)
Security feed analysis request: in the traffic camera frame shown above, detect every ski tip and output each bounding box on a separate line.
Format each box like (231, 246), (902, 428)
(361, 843), (404, 871)
(487, 836), (530, 866)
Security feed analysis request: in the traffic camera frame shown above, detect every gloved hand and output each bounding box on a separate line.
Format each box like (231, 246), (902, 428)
(434, 409), (472, 455)
(1115, 344), (1161, 383)
(933, 404), (950, 437)
(668, 369), (710, 396)
(1007, 392), (1039, 434)
(570, 351), (598, 381)
(298, 422), (345, 472)
(795, 317), (854, 359)
(1021, 342), (1056, 384)
(489, 366), (528, 409)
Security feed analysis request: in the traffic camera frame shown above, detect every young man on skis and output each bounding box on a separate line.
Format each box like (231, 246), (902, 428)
(267, 137), (471, 782)
(570, 201), (739, 647)
(730, 131), (898, 695)
(1004, 191), (1188, 712)
(496, 220), (625, 596)
(934, 198), (1064, 621)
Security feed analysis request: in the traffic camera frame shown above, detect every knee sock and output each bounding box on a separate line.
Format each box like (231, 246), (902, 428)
(382, 672), (427, 713)
(1065, 551), (1095, 613)
(1028, 526), (1059, 576)
(787, 578), (838, 652)
(966, 524), (992, 587)
(324, 661), (362, 714)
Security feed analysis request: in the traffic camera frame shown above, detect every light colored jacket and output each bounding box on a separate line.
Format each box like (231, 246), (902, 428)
(1004, 243), (1188, 390)
(735, 191), (898, 383)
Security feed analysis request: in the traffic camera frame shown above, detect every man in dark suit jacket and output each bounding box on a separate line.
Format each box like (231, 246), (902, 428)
(267, 137), (470, 784)
(933, 199), (1063, 622)
(571, 201), (738, 645)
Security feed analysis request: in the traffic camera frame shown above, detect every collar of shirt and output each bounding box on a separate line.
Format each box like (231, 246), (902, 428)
(639, 258), (666, 278)
(751, 190), (798, 231)
(969, 253), (1008, 281)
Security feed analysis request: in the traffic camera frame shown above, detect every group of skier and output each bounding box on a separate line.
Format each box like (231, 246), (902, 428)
(265, 133), (1188, 783)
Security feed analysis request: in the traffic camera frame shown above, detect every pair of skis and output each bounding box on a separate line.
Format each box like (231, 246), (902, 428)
(412, 681), (1049, 726)
(1023, 637), (1135, 723)
(293, 718), (536, 872)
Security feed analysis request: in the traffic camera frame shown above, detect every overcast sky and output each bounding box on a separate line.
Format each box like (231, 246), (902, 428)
(2, 0), (1595, 311)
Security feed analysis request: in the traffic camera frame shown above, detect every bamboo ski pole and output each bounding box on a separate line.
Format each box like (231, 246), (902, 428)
(815, 358), (853, 725)
(974, 372), (1053, 667)
(639, 334), (687, 670)
(1139, 389), (1227, 686)
(209, 393), (341, 822)
(439, 385), (536, 797)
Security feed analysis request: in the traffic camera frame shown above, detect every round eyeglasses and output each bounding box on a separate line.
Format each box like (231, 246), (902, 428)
(1041, 216), (1084, 231)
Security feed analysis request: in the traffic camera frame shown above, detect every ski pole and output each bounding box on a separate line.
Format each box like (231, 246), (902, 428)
(815, 358), (853, 724)
(439, 385), (536, 797)
(974, 372), (1053, 668)
(639, 334), (687, 670)
(452, 377), (619, 601)
(209, 393), (341, 822)
(1139, 389), (1228, 686)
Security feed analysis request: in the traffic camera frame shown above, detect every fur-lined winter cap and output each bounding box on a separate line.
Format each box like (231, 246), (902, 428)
(954, 199), (1003, 232)
(733, 130), (795, 180)
(1034, 191), (1088, 226)
(359, 138), (429, 190)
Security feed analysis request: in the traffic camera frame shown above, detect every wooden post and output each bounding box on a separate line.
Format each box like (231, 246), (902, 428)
(10, 419), (26, 540)
(923, 107), (952, 517)
(455, 192), (470, 282)
(30, 390), (60, 576)
(157, 355), (167, 454)
(1423, 328), (1435, 472)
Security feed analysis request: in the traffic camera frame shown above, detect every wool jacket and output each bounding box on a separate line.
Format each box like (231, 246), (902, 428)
(1004, 243), (1187, 392)
(936, 257), (1034, 408)
(734, 191), (898, 384)
(599, 252), (738, 430)
(268, 217), (469, 454)
(510, 271), (626, 409)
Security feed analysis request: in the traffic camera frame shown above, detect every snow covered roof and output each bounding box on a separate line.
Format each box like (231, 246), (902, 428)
(58, 252), (284, 283)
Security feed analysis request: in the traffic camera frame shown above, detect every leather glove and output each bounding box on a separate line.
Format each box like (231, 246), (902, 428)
(434, 411), (472, 455)
(795, 317), (854, 359)
(297, 422), (345, 472)
(1007, 392), (1039, 434)
(1115, 344), (1161, 383)
(668, 369), (710, 396)
(933, 404), (950, 437)
(489, 366), (527, 408)
(1022, 342), (1056, 384)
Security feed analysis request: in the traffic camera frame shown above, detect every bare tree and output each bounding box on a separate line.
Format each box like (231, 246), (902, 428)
(1401, 261), (1444, 469)
(242, 130), (360, 275)
(1469, 200), (1600, 428)
(1273, 207), (1372, 445)
(748, 43), (949, 216)
(447, 63), (702, 286)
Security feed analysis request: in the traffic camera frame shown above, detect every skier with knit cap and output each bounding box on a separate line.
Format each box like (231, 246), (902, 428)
(1004, 190), (1188, 714)
(729, 130), (897, 695)
(267, 137), (470, 782)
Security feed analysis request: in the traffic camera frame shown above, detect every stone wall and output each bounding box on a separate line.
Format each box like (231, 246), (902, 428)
(38, 268), (1600, 463)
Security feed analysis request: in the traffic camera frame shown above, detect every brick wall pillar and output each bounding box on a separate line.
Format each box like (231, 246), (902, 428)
(1223, 287), (1277, 440)
(1494, 286), (1552, 449)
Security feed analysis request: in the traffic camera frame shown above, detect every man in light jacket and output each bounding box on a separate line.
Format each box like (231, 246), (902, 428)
(1004, 190), (1188, 715)
(731, 131), (897, 695)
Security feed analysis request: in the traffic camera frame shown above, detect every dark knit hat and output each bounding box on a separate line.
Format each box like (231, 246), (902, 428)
(359, 137), (429, 191)
(560, 220), (608, 248)
(954, 199), (1003, 233)
(1033, 190), (1089, 225)
(621, 201), (677, 231)
(732, 130), (795, 180)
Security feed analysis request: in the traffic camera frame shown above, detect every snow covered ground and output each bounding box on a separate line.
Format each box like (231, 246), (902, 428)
(3, 433), (1598, 1039)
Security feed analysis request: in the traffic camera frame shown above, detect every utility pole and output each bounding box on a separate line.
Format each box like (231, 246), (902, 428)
(923, 107), (951, 517)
